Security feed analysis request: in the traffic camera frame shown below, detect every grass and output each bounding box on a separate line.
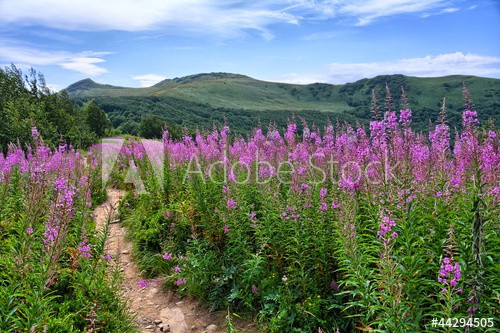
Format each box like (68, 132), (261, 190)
(68, 73), (500, 136)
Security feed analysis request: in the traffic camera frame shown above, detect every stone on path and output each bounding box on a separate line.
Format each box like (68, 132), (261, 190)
(206, 324), (218, 332)
(159, 307), (189, 333)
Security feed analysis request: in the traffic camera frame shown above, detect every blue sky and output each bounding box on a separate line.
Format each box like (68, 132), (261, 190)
(0, 0), (499, 90)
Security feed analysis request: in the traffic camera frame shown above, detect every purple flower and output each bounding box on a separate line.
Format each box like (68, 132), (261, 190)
(492, 186), (500, 202)
(26, 227), (34, 234)
(175, 278), (186, 286)
(319, 188), (327, 198)
(438, 257), (461, 292)
(331, 200), (341, 209)
(252, 285), (259, 294)
(399, 109), (412, 126)
(43, 225), (59, 243)
(137, 280), (149, 288)
(78, 244), (91, 258)
(227, 198), (237, 210)
(173, 265), (182, 273)
(101, 254), (112, 261)
(223, 224), (230, 234)
(164, 212), (171, 218)
(462, 110), (479, 128)
(378, 216), (396, 241)
(163, 252), (172, 260)
(249, 212), (257, 222)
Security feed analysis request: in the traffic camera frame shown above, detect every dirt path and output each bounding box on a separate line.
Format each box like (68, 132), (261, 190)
(94, 189), (259, 333)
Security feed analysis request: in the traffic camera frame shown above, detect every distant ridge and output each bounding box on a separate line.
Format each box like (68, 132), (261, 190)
(64, 72), (500, 136)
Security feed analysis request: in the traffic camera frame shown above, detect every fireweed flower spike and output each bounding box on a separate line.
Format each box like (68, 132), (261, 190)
(377, 217), (397, 243)
(438, 257), (462, 292)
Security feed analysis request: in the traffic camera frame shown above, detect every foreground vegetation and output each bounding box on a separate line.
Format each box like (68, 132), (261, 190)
(114, 96), (499, 332)
(0, 133), (135, 332)
(2, 65), (499, 332)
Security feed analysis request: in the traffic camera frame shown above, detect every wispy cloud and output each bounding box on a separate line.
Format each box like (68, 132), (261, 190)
(286, 0), (454, 26)
(0, 45), (110, 75)
(271, 72), (330, 84)
(132, 74), (167, 87)
(422, 7), (459, 18)
(272, 52), (500, 84)
(0, 0), (463, 40)
(0, 0), (298, 39)
(325, 52), (500, 83)
(172, 46), (205, 51)
(301, 31), (345, 41)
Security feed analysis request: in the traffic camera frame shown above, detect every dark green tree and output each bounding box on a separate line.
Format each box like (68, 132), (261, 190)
(140, 114), (165, 139)
(84, 101), (111, 137)
(0, 64), (110, 151)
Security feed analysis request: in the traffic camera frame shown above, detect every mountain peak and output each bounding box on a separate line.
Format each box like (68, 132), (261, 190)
(66, 78), (100, 91)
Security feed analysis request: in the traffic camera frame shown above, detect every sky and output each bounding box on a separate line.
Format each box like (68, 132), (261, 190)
(0, 0), (499, 91)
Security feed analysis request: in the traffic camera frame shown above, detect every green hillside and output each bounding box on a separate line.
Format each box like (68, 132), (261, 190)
(66, 73), (500, 136)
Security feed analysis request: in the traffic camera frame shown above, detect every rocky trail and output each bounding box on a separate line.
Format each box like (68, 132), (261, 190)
(94, 189), (259, 333)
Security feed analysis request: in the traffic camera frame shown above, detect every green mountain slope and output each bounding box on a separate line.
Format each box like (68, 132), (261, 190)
(66, 73), (500, 136)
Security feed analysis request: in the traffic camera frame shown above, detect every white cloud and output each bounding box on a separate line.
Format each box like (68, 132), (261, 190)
(0, 46), (110, 75)
(270, 72), (330, 84)
(46, 83), (62, 92)
(286, 0), (453, 25)
(0, 0), (462, 38)
(422, 7), (459, 18)
(60, 56), (108, 75)
(132, 74), (167, 87)
(271, 52), (500, 84)
(325, 52), (500, 83)
(0, 0), (298, 39)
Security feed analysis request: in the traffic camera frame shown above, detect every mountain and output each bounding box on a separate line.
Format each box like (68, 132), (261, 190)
(65, 78), (127, 96)
(66, 73), (500, 136)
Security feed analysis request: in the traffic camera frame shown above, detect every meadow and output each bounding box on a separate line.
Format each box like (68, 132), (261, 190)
(1, 87), (499, 332)
(112, 100), (499, 331)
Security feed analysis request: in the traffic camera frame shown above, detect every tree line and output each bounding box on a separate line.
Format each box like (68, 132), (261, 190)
(0, 64), (111, 152)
